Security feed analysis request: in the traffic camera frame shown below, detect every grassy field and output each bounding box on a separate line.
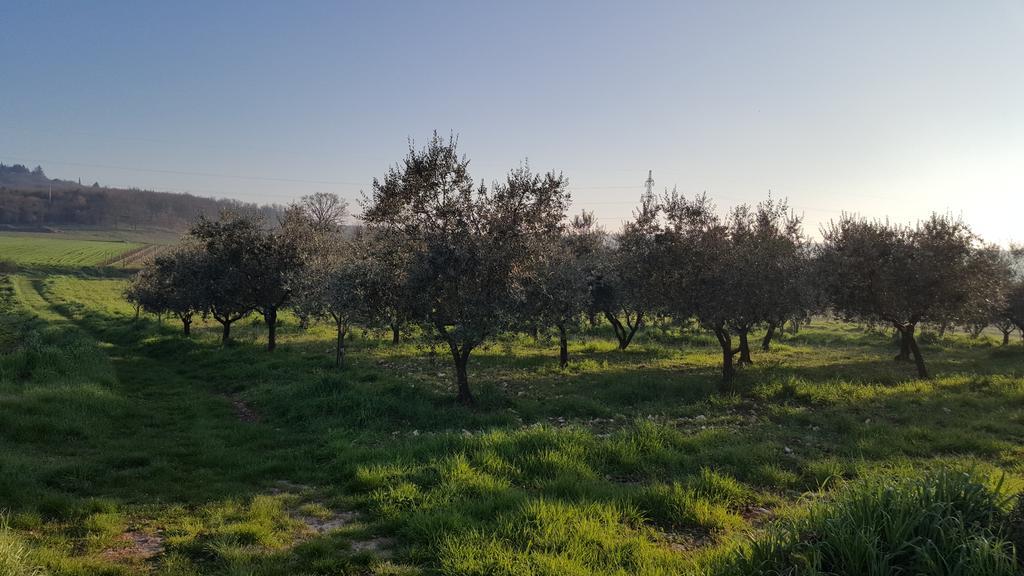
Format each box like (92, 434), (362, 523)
(0, 234), (145, 267)
(1, 263), (1024, 574)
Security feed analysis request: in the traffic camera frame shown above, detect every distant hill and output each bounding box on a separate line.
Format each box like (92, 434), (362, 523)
(0, 163), (284, 232)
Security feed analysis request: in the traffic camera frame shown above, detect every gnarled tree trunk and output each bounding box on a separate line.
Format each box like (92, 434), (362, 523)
(264, 305), (278, 352)
(761, 322), (777, 351)
(907, 331), (928, 378)
(213, 310), (246, 344)
(177, 312), (192, 336)
(713, 325), (737, 390)
(604, 311), (643, 350)
(894, 323), (928, 378)
(436, 321), (477, 406)
(894, 325), (912, 362)
(557, 322), (569, 368)
(737, 328), (753, 365)
(452, 345), (474, 405)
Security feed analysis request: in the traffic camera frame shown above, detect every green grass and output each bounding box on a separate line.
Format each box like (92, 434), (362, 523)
(723, 470), (1021, 575)
(0, 235), (143, 267)
(1, 268), (1024, 574)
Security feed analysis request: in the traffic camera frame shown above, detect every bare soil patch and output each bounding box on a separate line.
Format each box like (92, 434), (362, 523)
(297, 509), (361, 535)
(100, 530), (164, 563)
(227, 394), (260, 423)
(350, 536), (396, 557)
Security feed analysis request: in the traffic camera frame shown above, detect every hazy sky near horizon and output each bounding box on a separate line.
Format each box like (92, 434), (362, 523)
(2, 1), (1022, 243)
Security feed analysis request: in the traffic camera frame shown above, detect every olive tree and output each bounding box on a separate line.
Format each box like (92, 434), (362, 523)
(249, 229), (302, 351)
(592, 192), (662, 350)
(280, 194), (348, 330)
(278, 217), (368, 367)
(1006, 281), (1024, 344)
(188, 212), (262, 344)
(819, 214), (983, 378)
(524, 213), (599, 367)
(189, 210), (305, 350)
(721, 198), (805, 364)
(124, 264), (162, 323)
(126, 244), (206, 335)
(321, 254), (375, 367)
(355, 227), (416, 344)
(362, 134), (569, 404)
(659, 192), (748, 384)
(995, 247), (1024, 345)
(955, 245), (1015, 342)
(994, 317), (1017, 345)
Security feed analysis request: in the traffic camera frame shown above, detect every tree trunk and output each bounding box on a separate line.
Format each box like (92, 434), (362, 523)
(435, 321), (477, 405)
(737, 328), (753, 365)
(529, 324), (539, 340)
(938, 322), (948, 338)
(788, 319), (801, 335)
(894, 325), (912, 362)
(713, 326), (735, 389)
(221, 320), (232, 344)
(391, 323), (401, 344)
(604, 312), (628, 349)
(623, 315), (642, 349)
(335, 321), (347, 368)
(264, 306), (278, 352)
(453, 347), (474, 406)
(557, 323), (569, 368)
(180, 314), (191, 337)
(906, 326), (929, 378)
(604, 311), (642, 350)
(762, 322), (776, 351)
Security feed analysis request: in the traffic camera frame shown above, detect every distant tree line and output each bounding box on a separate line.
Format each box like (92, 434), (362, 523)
(0, 163), (282, 231)
(127, 135), (1024, 404)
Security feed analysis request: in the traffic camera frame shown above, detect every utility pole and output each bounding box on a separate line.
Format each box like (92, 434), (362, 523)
(644, 170), (655, 197)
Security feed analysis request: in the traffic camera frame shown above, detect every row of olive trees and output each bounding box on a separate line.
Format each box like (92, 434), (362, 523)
(128, 134), (1024, 403)
(582, 192), (1023, 385)
(124, 194), (332, 350)
(817, 217), (1022, 378)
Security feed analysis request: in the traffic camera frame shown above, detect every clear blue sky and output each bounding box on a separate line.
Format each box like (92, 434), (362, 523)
(2, 1), (1022, 243)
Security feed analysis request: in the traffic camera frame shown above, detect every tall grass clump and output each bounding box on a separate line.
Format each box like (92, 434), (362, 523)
(0, 518), (42, 576)
(723, 469), (1019, 575)
(436, 499), (688, 576)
